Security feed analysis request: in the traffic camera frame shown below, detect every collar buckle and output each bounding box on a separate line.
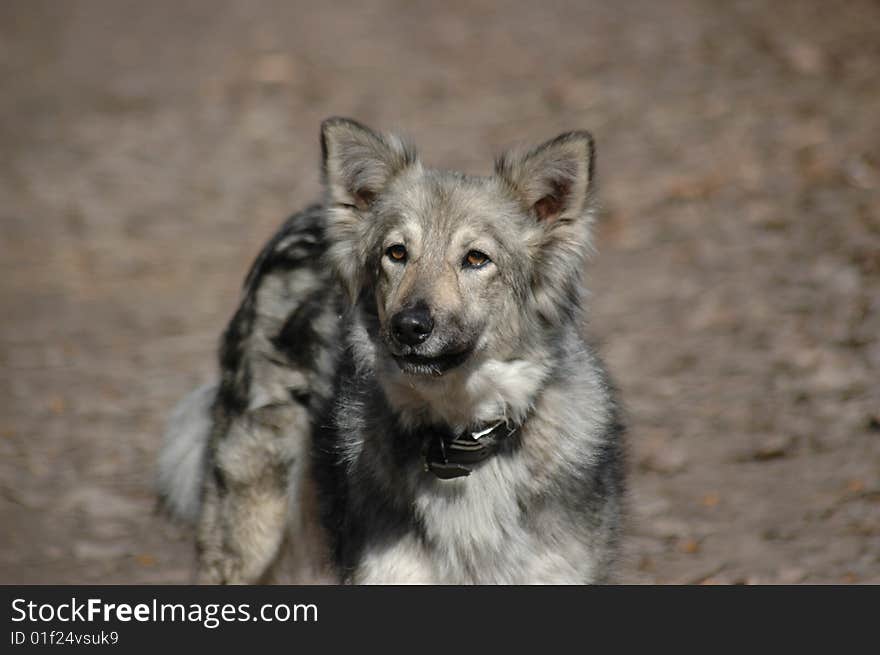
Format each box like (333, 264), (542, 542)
(423, 420), (514, 480)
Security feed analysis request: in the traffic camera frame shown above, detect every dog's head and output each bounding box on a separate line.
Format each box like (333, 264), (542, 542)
(322, 118), (597, 378)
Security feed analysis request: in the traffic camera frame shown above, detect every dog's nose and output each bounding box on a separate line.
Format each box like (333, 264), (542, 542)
(391, 306), (434, 346)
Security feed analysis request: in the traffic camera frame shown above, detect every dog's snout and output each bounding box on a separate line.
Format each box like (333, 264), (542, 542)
(391, 305), (434, 346)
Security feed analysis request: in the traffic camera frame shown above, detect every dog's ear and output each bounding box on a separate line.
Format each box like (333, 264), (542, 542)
(495, 131), (595, 224)
(321, 118), (418, 301)
(496, 132), (598, 324)
(321, 117), (418, 211)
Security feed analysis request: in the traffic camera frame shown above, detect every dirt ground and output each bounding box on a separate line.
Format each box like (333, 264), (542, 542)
(1, 0), (878, 585)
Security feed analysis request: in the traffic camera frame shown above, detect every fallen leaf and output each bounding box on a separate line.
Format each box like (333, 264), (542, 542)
(667, 174), (722, 201)
(702, 493), (720, 508)
(736, 435), (794, 462)
(847, 479), (865, 494)
(135, 554), (157, 567)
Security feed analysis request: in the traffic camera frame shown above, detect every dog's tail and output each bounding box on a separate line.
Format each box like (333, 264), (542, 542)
(156, 383), (216, 524)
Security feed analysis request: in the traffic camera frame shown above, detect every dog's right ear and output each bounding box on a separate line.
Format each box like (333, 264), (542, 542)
(321, 118), (418, 301)
(321, 117), (418, 211)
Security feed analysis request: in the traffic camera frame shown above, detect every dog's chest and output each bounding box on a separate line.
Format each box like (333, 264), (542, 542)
(410, 461), (544, 583)
(418, 467), (521, 545)
(352, 475), (529, 584)
(351, 464), (586, 584)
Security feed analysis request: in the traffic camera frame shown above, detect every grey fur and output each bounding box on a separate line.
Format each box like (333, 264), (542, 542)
(157, 383), (216, 524)
(158, 118), (625, 584)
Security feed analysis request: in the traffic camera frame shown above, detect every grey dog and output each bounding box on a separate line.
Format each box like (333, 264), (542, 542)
(158, 118), (625, 584)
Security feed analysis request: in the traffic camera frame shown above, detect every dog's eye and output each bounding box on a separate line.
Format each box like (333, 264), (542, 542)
(386, 244), (407, 263)
(463, 250), (491, 269)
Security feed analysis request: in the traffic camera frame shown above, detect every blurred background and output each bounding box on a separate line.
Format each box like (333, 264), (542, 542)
(1, 0), (878, 584)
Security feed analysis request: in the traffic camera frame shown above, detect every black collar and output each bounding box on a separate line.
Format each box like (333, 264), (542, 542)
(422, 420), (518, 480)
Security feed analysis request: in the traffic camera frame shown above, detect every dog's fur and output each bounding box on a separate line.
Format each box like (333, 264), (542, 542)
(158, 118), (625, 584)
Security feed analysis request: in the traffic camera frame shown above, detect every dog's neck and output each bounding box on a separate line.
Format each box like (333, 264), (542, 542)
(380, 357), (548, 432)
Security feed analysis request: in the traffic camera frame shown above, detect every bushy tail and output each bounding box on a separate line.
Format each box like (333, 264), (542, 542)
(156, 383), (216, 524)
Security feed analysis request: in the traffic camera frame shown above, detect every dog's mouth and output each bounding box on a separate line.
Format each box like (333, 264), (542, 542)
(392, 346), (474, 377)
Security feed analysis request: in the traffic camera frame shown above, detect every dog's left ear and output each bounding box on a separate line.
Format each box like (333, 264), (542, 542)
(495, 131), (595, 224)
(496, 132), (597, 324)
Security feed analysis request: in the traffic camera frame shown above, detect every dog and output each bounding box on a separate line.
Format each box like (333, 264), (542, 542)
(158, 118), (626, 584)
